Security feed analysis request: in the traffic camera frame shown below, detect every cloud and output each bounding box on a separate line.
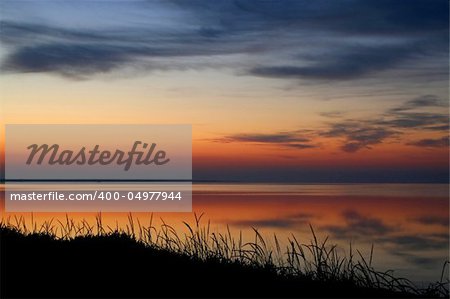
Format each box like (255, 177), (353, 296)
(283, 143), (317, 149)
(0, 19), (252, 78)
(249, 44), (421, 81)
(422, 125), (449, 131)
(381, 232), (449, 266)
(232, 219), (295, 229)
(389, 95), (447, 112)
(391, 251), (445, 267)
(221, 133), (309, 143)
(323, 210), (396, 239)
(322, 210), (448, 264)
(171, 0), (449, 36)
(231, 213), (313, 229)
(321, 122), (397, 153)
(377, 95), (449, 131)
(216, 132), (317, 150)
(3, 43), (134, 77)
(375, 112), (449, 130)
(244, 0), (448, 81)
(392, 235), (448, 250)
(380, 234), (449, 251)
(217, 94), (447, 153)
(407, 137), (449, 148)
(412, 216), (449, 227)
(0, 0), (448, 80)
(317, 94), (448, 152)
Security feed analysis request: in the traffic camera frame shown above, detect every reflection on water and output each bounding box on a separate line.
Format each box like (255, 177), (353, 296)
(1, 183), (448, 283)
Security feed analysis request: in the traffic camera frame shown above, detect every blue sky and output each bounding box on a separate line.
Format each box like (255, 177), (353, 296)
(0, 0), (448, 182)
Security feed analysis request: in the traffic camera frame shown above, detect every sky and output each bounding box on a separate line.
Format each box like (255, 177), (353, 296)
(0, 0), (448, 182)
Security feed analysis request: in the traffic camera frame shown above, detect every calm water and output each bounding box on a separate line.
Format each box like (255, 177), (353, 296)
(1, 183), (449, 283)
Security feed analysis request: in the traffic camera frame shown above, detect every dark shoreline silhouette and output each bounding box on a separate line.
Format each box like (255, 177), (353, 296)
(1, 219), (447, 298)
(0, 227), (411, 298)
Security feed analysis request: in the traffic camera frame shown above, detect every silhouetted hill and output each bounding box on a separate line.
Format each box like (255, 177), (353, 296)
(1, 226), (431, 298)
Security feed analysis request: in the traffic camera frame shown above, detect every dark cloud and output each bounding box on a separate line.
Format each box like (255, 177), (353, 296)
(1, 0), (448, 79)
(3, 43), (134, 76)
(322, 210), (448, 264)
(323, 210), (396, 239)
(382, 232), (449, 266)
(232, 219), (295, 229)
(249, 44), (421, 81)
(407, 137), (449, 148)
(0, 20), (251, 77)
(0, 21), (110, 45)
(216, 132), (317, 150)
(423, 125), (450, 131)
(322, 122), (397, 153)
(430, 232), (450, 240)
(244, 0), (448, 81)
(412, 216), (449, 227)
(318, 94), (448, 152)
(171, 0), (448, 35)
(381, 234), (449, 251)
(1, 19), (259, 78)
(389, 95), (447, 112)
(377, 95), (449, 131)
(376, 112), (449, 130)
(342, 128), (396, 152)
(391, 251), (445, 267)
(231, 213), (313, 229)
(221, 133), (309, 143)
(218, 94), (447, 153)
(340, 143), (364, 153)
(393, 235), (448, 250)
(283, 143), (317, 149)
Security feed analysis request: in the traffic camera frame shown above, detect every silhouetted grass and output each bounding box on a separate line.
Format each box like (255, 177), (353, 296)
(0, 213), (448, 298)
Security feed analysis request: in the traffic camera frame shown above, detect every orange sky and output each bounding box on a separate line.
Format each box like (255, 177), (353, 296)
(0, 1), (448, 182)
